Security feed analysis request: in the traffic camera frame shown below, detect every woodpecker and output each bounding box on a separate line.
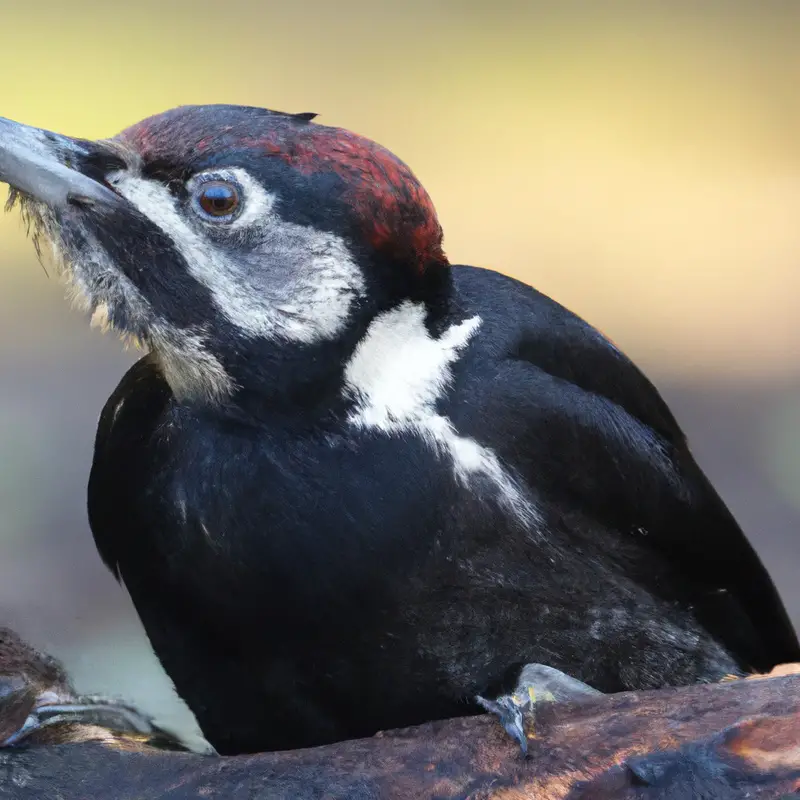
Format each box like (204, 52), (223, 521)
(0, 106), (797, 756)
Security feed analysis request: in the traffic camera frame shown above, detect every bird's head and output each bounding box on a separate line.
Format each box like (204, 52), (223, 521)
(0, 105), (448, 405)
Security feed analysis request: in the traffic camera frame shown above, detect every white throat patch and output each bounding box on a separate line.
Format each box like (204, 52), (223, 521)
(344, 301), (538, 525)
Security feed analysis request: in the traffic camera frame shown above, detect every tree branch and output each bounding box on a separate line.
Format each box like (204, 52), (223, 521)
(2, 628), (800, 798)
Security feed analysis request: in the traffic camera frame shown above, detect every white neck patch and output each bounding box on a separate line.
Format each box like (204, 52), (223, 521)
(344, 301), (539, 526)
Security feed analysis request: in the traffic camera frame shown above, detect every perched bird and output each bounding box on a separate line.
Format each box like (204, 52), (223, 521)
(0, 106), (797, 756)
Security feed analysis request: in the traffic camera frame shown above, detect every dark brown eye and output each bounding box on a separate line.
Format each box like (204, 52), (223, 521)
(196, 181), (240, 218)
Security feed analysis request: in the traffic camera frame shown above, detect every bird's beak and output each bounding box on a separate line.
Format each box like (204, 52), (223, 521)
(0, 116), (123, 210)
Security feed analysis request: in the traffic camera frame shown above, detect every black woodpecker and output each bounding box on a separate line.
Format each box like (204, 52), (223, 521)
(0, 106), (797, 756)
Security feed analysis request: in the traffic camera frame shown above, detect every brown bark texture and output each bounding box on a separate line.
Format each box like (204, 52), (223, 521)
(2, 650), (800, 800)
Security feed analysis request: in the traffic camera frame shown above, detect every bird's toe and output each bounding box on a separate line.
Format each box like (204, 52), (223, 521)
(1, 694), (200, 751)
(476, 663), (602, 756)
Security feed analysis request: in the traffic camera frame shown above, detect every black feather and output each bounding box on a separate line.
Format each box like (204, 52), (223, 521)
(87, 265), (800, 755)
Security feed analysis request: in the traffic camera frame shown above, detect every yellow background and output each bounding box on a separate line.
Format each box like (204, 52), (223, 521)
(1, 1), (799, 742)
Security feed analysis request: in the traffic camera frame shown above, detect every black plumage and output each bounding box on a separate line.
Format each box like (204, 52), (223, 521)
(88, 266), (797, 753)
(0, 105), (796, 756)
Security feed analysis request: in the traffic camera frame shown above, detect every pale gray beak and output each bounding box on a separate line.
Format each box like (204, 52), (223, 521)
(0, 117), (123, 209)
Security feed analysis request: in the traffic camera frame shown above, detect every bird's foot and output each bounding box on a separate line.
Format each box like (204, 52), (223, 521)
(2, 690), (202, 752)
(476, 663), (601, 756)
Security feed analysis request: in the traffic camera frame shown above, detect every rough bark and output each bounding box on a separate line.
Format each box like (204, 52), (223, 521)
(2, 665), (800, 799)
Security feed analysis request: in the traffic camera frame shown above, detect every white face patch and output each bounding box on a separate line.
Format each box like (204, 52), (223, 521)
(344, 301), (540, 526)
(108, 167), (365, 344)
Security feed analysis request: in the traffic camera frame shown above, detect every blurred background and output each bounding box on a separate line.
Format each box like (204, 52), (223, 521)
(1, 0), (800, 744)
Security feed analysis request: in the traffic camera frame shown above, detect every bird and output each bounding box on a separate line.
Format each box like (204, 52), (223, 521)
(0, 105), (797, 756)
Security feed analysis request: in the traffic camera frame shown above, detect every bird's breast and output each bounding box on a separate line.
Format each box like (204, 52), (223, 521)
(147, 420), (479, 622)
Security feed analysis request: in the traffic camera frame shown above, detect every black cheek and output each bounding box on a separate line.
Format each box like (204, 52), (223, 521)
(85, 211), (220, 331)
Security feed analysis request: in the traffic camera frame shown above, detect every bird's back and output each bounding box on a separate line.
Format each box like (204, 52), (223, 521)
(443, 265), (800, 674)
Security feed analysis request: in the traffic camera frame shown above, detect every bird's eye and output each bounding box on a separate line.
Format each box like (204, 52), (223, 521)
(194, 181), (240, 219)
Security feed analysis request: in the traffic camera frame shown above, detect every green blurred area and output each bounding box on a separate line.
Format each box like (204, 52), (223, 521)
(1, 1), (799, 743)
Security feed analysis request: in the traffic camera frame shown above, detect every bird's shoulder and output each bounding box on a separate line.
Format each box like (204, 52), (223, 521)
(92, 353), (174, 454)
(449, 264), (682, 443)
(88, 353), (174, 576)
(448, 264), (800, 668)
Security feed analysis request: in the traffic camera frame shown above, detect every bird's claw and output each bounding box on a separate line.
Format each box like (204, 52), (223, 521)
(476, 692), (533, 755)
(4, 698), (149, 745)
(477, 663), (602, 757)
(1, 693), (200, 752)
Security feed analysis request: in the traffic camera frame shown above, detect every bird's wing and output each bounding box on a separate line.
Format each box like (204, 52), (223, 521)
(505, 284), (799, 671)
